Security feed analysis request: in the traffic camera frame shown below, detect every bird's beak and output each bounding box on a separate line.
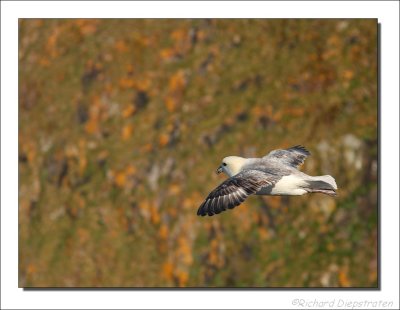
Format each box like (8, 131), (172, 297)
(216, 166), (223, 174)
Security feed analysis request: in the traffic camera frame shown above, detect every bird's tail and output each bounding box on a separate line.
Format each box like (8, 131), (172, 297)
(306, 175), (338, 196)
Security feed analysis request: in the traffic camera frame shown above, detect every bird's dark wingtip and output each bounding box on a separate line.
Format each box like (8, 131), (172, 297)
(197, 205), (209, 216)
(197, 205), (216, 216)
(292, 145), (311, 156)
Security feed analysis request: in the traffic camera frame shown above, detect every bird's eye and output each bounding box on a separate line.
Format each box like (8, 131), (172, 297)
(222, 163), (227, 166)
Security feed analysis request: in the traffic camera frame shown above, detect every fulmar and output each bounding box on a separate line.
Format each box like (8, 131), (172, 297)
(197, 145), (337, 216)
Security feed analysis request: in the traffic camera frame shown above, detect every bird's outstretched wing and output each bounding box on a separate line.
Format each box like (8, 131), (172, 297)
(197, 170), (279, 216)
(263, 145), (310, 168)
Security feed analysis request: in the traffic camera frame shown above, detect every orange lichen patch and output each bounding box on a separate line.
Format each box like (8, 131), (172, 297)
(46, 27), (61, 58)
(171, 29), (186, 42)
(357, 115), (377, 127)
(77, 228), (90, 244)
(67, 205), (79, 218)
(208, 250), (219, 266)
(84, 97), (103, 134)
(109, 229), (118, 239)
(97, 150), (109, 163)
(79, 154), (88, 176)
(76, 193), (86, 209)
(342, 69), (354, 80)
(94, 62), (103, 72)
(160, 48), (176, 61)
(119, 77), (135, 90)
(165, 97), (177, 112)
(169, 184), (181, 195)
(25, 142), (37, 164)
(177, 236), (193, 266)
(159, 133), (170, 147)
(182, 192), (204, 210)
(265, 105), (274, 116)
(117, 208), (129, 231)
(258, 227), (269, 241)
(121, 124), (133, 141)
(27, 263), (37, 275)
(19, 199), (29, 219)
(322, 49), (339, 60)
(114, 40), (129, 53)
(135, 78), (151, 92)
(251, 106), (264, 117)
(176, 270), (189, 287)
(114, 171), (127, 188)
(78, 139), (87, 175)
(158, 224), (169, 240)
(167, 206), (178, 218)
(182, 197), (195, 211)
(350, 45), (362, 60)
(38, 57), (51, 67)
(369, 270), (377, 283)
(158, 242), (168, 255)
(327, 35), (340, 47)
(169, 70), (186, 93)
(208, 239), (221, 266)
(56, 72), (65, 82)
(236, 206), (252, 231)
(196, 30), (206, 41)
(251, 211), (260, 224)
(284, 106), (305, 117)
(141, 143), (153, 153)
(165, 122), (175, 132)
(268, 196), (282, 209)
(307, 52), (319, 62)
(104, 82), (114, 95)
(138, 200), (151, 219)
(126, 64), (135, 75)
(162, 262), (174, 281)
(150, 206), (160, 225)
(75, 19), (98, 36)
(137, 35), (152, 47)
(65, 144), (78, 158)
(251, 105), (277, 121)
(125, 164), (136, 176)
(338, 269), (351, 287)
(272, 110), (283, 122)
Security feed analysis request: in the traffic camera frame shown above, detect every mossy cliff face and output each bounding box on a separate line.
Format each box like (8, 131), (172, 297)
(19, 19), (377, 287)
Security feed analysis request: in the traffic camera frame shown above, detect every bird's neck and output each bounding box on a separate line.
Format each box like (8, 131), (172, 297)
(226, 158), (247, 177)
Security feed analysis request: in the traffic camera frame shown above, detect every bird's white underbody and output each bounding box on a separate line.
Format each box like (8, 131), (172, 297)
(256, 174), (308, 196)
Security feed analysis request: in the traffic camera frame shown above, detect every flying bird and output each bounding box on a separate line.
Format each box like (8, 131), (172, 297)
(197, 145), (337, 216)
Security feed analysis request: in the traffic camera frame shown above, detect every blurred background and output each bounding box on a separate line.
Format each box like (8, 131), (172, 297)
(18, 19), (377, 287)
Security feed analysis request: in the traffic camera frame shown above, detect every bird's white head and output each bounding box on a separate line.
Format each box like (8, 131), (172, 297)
(216, 156), (247, 177)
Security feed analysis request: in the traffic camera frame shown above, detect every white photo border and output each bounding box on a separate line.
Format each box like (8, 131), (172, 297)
(1, 1), (399, 309)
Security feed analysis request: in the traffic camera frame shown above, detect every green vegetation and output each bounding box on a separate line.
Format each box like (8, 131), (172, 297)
(19, 19), (377, 287)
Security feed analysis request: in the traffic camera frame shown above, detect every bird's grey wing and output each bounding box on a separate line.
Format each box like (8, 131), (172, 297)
(197, 170), (279, 216)
(263, 145), (310, 168)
